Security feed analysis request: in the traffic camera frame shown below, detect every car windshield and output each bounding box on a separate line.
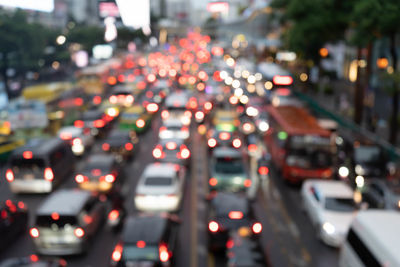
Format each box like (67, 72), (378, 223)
(325, 198), (357, 212)
(123, 245), (158, 261)
(287, 149), (332, 169)
(354, 146), (381, 164)
(145, 177), (173, 186)
(215, 157), (245, 174)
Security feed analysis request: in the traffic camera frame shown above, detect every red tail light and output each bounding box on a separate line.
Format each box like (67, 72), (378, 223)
(159, 126), (167, 132)
(209, 177), (218, 187)
(219, 132), (230, 140)
(147, 103), (159, 113)
(136, 119), (145, 128)
(180, 147), (191, 159)
(72, 138), (82, 146)
(184, 110), (192, 118)
(74, 227), (85, 238)
(112, 244), (123, 262)
(102, 143), (110, 151)
(30, 228), (39, 238)
(252, 222), (262, 234)
(30, 254), (39, 262)
(232, 138), (241, 148)
(166, 142), (177, 150)
(137, 240), (146, 248)
(74, 120), (84, 128)
(208, 221), (219, 232)
(6, 169), (14, 182)
(244, 179), (252, 187)
(17, 201), (26, 210)
(126, 95), (134, 104)
(44, 168), (54, 182)
(93, 96), (102, 105)
(273, 75), (293, 86)
(226, 239), (234, 249)
(204, 101), (213, 111)
(195, 111), (204, 121)
(161, 110), (169, 119)
(94, 119), (105, 128)
(258, 166), (269, 175)
(125, 143), (133, 151)
(228, 211), (244, 220)
(75, 174), (88, 184)
(248, 144), (257, 152)
(159, 244), (170, 262)
(104, 174), (115, 183)
(108, 210), (119, 221)
(51, 212), (60, 220)
(153, 146), (163, 159)
(60, 132), (72, 140)
(208, 138), (217, 148)
(23, 151), (33, 159)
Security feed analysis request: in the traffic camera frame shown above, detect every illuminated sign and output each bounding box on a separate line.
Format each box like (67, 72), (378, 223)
(99, 1), (120, 18)
(207, 2), (229, 13)
(116, 0), (150, 29)
(0, 0), (54, 12)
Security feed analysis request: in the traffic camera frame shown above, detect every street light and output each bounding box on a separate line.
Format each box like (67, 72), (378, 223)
(56, 35), (66, 45)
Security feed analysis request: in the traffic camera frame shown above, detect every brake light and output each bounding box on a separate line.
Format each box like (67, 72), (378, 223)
(208, 221), (219, 232)
(229, 211), (244, 220)
(232, 138), (241, 148)
(159, 244), (170, 262)
(258, 166), (269, 175)
(30, 228), (39, 238)
(102, 143), (110, 151)
(74, 227), (85, 238)
(243, 122), (253, 132)
(159, 126), (167, 132)
(126, 95), (134, 104)
(184, 110), (192, 118)
(104, 174), (115, 183)
(44, 168), (54, 182)
(94, 119), (105, 128)
(137, 240), (146, 248)
(248, 144), (257, 152)
(112, 244), (123, 262)
(93, 96), (102, 105)
(136, 119), (145, 128)
(252, 222), (262, 234)
(17, 201), (26, 210)
(51, 212), (60, 220)
(153, 146), (163, 159)
(195, 111), (204, 121)
(74, 120), (84, 128)
(226, 239), (234, 249)
(125, 143), (133, 151)
(75, 174), (87, 184)
(6, 169), (14, 182)
(60, 132), (72, 140)
(273, 75), (293, 86)
(161, 110), (169, 119)
(166, 142), (177, 150)
(209, 177), (218, 186)
(147, 103), (159, 113)
(219, 132), (230, 140)
(204, 101), (213, 111)
(244, 179), (252, 187)
(180, 147), (191, 159)
(72, 138), (82, 146)
(208, 138), (217, 148)
(108, 210), (119, 221)
(30, 254), (39, 262)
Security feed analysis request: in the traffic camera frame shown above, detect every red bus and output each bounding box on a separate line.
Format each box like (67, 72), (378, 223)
(265, 105), (335, 183)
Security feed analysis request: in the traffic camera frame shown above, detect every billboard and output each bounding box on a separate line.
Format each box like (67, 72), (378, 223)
(116, 0), (150, 29)
(0, 0), (54, 12)
(98, 0), (120, 18)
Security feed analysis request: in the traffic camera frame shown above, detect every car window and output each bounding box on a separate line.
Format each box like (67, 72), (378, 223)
(144, 177), (173, 186)
(370, 184), (384, 196)
(215, 157), (244, 174)
(325, 198), (358, 212)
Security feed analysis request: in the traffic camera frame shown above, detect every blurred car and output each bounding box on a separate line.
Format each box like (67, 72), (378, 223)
(0, 256), (67, 267)
(74, 109), (110, 138)
(119, 105), (152, 134)
(135, 163), (185, 212)
(212, 110), (240, 132)
(110, 214), (179, 267)
(209, 147), (251, 192)
(270, 88), (303, 107)
(159, 120), (190, 141)
(226, 230), (268, 267)
(152, 139), (191, 166)
(360, 179), (400, 210)
(254, 112), (269, 134)
(6, 138), (74, 194)
(108, 85), (135, 107)
(75, 154), (124, 193)
(301, 180), (359, 247)
(207, 192), (261, 252)
(57, 126), (94, 156)
(162, 92), (191, 125)
(0, 200), (28, 252)
(207, 129), (242, 150)
(30, 189), (106, 255)
(101, 129), (139, 161)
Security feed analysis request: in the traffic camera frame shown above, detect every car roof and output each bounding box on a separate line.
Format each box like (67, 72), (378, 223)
(122, 215), (167, 244)
(143, 163), (177, 177)
(12, 138), (64, 158)
(213, 147), (242, 158)
(37, 189), (91, 216)
(305, 180), (353, 198)
(212, 193), (248, 215)
(87, 154), (115, 165)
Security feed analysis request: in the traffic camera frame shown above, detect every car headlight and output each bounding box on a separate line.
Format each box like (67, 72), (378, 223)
(338, 166), (349, 178)
(322, 222), (335, 235)
(355, 164), (365, 175)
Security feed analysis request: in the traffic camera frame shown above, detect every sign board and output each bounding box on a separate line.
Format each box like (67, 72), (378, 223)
(8, 100), (48, 130)
(0, 0), (54, 12)
(207, 2), (229, 13)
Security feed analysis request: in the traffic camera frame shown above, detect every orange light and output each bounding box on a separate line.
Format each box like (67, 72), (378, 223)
(137, 240), (146, 248)
(30, 228), (39, 238)
(44, 168), (54, 181)
(244, 179), (252, 187)
(23, 151), (33, 159)
(108, 76), (117, 85)
(208, 221), (219, 232)
(252, 222), (262, 234)
(74, 227), (85, 238)
(51, 212), (60, 220)
(377, 58), (389, 69)
(319, 47), (329, 58)
(209, 177), (218, 186)
(228, 211), (244, 220)
(258, 166), (269, 175)
(136, 119), (145, 128)
(197, 82), (205, 91)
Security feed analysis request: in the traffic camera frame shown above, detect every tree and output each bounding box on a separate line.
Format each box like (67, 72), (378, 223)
(67, 25), (104, 56)
(117, 27), (146, 50)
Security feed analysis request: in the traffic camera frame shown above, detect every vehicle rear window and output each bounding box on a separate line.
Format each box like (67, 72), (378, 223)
(83, 163), (111, 175)
(325, 198), (357, 212)
(144, 177), (173, 186)
(123, 245), (158, 261)
(36, 215), (77, 227)
(215, 157), (244, 174)
(10, 158), (46, 170)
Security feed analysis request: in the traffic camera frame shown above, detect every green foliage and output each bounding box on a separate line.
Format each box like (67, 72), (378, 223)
(117, 27), (146, 49)
(380, 71), (400, 95)
(67, 25), (104, 53)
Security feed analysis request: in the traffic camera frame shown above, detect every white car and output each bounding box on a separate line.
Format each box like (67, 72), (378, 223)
(135, 163), (185, 212)
(57, 126), (94, 156)
(158, 119), (190, 141)
(301, 180), (359, 247)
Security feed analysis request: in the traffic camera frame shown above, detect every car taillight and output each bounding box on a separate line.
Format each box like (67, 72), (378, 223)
(125, 143), (133, 151)
(112, 244), (123, 262)
(109, 95), (117, 104)
(74, 120), (84, 128)
(184, 110), (192, 118)
(161, 110), (169, 119)
(166, 142), (177, 150)
(244, 179), (252, 187)
(18, 201), (26, 210)
(204, 101), (213, 111)
(30, 254), (39, 262)
(248, 144), (257, 152)
(159, 126), (167, 132)
(209, 177), (218, 187)
(208, 221), (219, 232)
(153, 146), (163, 159)
(75, 174), (87, 183)
(226, 239), (234, 249)
(195, 111), (204, 121)
(72, 138), (82, 146)
(147, 103), (159, 113)
(136, 119), (145, 128)
(228, 211), (244, 220)
(258, 166), (269, 175)
(108, 210), (119, 221)
(94, 119), (105, 128)
(232, 138), (241, 148)
(252, 222), (262, 234)
(208, 138), (217, 148)
(74, 227), (85, 238)
(102, 143), (110, 151)
(104, 174), (115, 183)
(6, 169), (14, 182)
(137, 240), (146, 248)
(60, 132), (72, 140)
(180, 147), (190, 159)
(126, 95), (134, 104)
(30, 228), (39, 238)
(159, 244), (170, 262)
(273, 75), (293, 86)
(44, 168), (54, 182)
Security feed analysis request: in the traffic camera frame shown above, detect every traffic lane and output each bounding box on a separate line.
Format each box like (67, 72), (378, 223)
(268, 167), (339, 267)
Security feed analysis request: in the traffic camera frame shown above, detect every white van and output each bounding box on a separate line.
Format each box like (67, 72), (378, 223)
(339, 210), (400, 267)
